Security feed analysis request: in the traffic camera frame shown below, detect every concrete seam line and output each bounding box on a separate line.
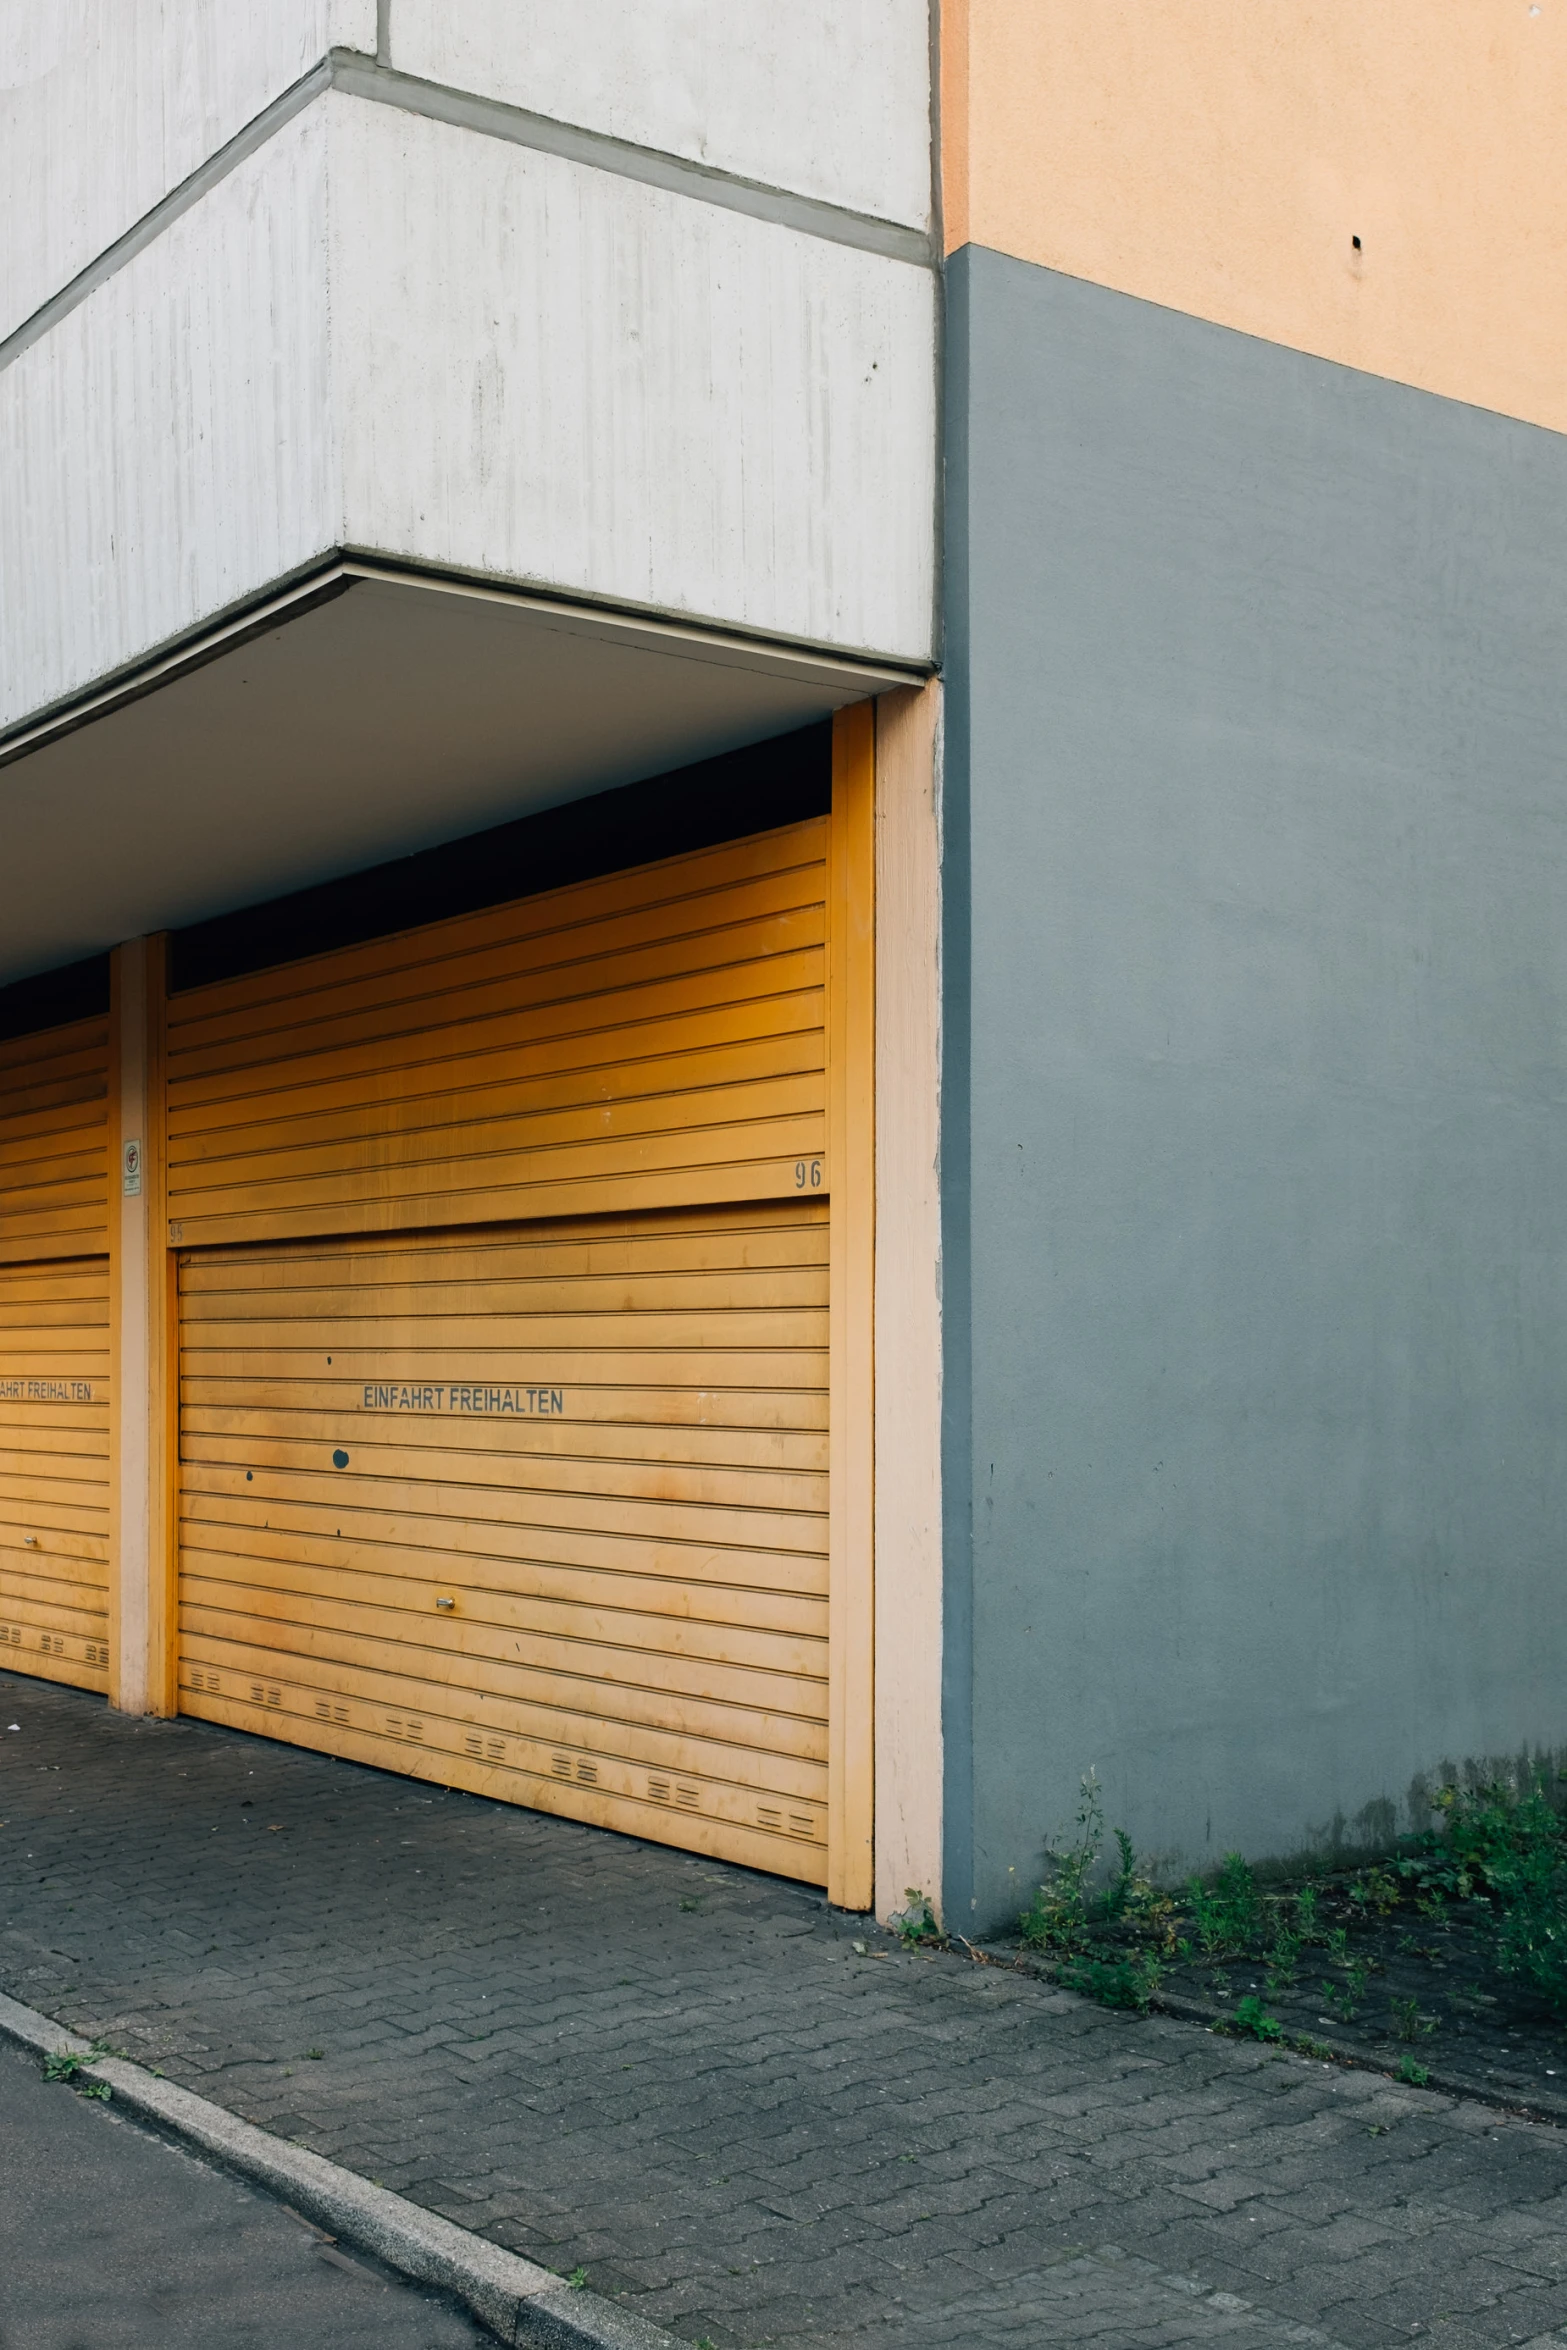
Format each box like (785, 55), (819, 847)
(0, 41), (932, 378)
(0, 54), (338, 377)
(330, 56), (935, 268)
(0, 1991), (677, 2350)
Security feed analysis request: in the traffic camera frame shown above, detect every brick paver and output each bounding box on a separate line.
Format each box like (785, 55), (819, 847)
(2, 1670), (1565, 2349)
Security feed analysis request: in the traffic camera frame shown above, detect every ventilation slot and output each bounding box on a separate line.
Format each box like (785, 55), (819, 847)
(647, 1777), (671, 1804)
(758, 1806), (782, 1831)
(575, 1760), (599, 1786)
(789, 1814), (816, 1839)
(190, 1669), (221, 1694)
(315, 1699), (350, 1727)
(551, 1753), (573, 1779)
(673, 1782), (699, 1810)
(464, 1733), (505, 1762)
(0, 1625), (20, 1646)
(39, 1633), (66, 1655)
(83, 1641), (107, 1666)
(250, 1683), (282, 1709)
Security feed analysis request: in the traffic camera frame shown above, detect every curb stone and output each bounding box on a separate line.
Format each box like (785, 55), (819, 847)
(0, 1992), (678, 2350)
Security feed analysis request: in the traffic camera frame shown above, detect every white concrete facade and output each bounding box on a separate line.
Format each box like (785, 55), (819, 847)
(2, 5), (937, 742)
(388, 0), (933, 230)
(0, 0), (375, 343)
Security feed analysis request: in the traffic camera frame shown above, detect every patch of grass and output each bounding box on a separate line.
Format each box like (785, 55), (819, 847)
(1188, 1854), (1261, 1958)
(1395, 2053), (1430, 2087)
(1021, 1775), (1171, 1945)
(1428, 1777), (1567, 2010)
(566, 2267), (589, 2290)
(1226, 1995), (1284, 2043)
(1056, 1950), (1163, 2013)
(1018, 1762), (1567, 2058)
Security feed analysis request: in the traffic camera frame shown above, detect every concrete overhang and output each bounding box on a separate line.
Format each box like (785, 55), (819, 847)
(0, 561), (921, 986)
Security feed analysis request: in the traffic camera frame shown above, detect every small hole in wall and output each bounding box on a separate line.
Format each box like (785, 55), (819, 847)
(1351, 234), (1362, 250)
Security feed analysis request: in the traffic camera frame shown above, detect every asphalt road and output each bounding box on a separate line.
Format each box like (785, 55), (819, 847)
(0, 2041), (490, 2350)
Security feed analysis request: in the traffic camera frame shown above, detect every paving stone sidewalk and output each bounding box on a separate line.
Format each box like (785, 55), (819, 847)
(2, 1671), (1566, 2350)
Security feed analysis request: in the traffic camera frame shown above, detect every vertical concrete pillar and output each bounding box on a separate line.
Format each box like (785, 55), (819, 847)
(108, 937), (174, 1716)
(828, 704), (878, 1912)
(873, 683), (944, 1921)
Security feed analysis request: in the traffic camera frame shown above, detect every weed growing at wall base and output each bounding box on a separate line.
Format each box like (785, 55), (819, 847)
(1015, 1768), (1567, 2096)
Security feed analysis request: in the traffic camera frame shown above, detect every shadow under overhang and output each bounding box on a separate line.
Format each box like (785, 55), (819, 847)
(0, 561), (921, 986)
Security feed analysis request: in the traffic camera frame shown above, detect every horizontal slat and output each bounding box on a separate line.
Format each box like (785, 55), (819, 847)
(0, 1634), (108, 1693)
(170, 1155), (826, 1251)
(178, 1564), (826, 1689)
(0, 1438), (110, 1476)
(169, 1075), (824, 1212)
(182, 1378), (825, 1436)
(168, 825), (827, 1042)
(178, 1689), (826, 1877)
(0, 1549), (109, 1599)
(175, 1640), (829, 1803)
(185, 1432), (825, 1519)
(0, 1257), (112, 1296)
(183, 1520), (825, 1638)
(181, 1209), (827, 1292)
(0, 1251), (112, 1694)
(179, 1300), (826, 1350)
(0, 1580), (110, 1635)
(0, 1216), (111, 1264)
(168, 912), (824, 1096)
(167, 997), (823, 1164)
(171, 1109), (825, 1221)
(183, 1485), (826, 1597)
(182, 1403), (825, 1474)
(179, 1265), (826, 1321)
(169, 919), (826, 1107)
(180, 1353), (825, 1400)
(178, 1459), (824, 1559)
(181, 1612), (826, 1760)
(0, 1023), (110, 1271)
(174, 1670), (827, 1820)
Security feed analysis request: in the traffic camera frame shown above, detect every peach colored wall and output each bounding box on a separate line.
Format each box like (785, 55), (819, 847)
(942, 0), (1567, 434)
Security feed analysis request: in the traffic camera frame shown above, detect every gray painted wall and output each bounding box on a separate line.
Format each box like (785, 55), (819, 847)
(943, 246), (1567, 1929)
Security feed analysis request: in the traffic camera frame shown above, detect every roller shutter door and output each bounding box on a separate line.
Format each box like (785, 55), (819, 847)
(0, 1264), (111, 1688)
(0, 1017), (111, 1691)
(177, 1202), (829, 1879)
(166, 815), (836, 1877)
(163, 820), (829, 1250)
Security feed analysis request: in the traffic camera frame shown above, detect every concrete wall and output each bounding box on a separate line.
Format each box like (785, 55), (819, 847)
(2, 104), (336, 729)
(943, 245), (1567, 1927)
(330, 98), (935, 658)
(0, 0), (373, 344)
(4, 75), (935, 733)
(390, 0), (932, 230)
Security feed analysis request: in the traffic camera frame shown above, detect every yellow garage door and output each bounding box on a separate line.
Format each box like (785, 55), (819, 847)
(0, 1258), (111, 1690)
(177, 1201), (829, 1880)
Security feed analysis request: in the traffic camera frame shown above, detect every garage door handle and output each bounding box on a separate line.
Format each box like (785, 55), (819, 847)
(435, 1595), (456, 1611)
